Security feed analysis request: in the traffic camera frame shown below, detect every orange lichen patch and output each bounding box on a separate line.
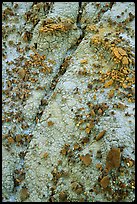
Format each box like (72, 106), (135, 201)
(122, 56), (129, 65)
(106, 148), (121, 172)
(47, 121), (54, 126)
(18, 68), (26, 79)
(80, 154), (92, 166)
(96, 130), (106, 141)
(104, 79), (113, 88)
(100, 176), (110, 188)
(7, 137), (15, 144)
(80, 59), (88, 64)
(91, 35), (102, 45)
(20, 188), (29, 201)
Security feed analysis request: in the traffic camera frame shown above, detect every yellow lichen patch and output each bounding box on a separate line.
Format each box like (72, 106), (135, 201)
(122, 56), (129, 65)
(100, 176), (110, 188)
(47, 121), (54, 126)
(106, 148), (121, 172)
(96, 130), (106, 141)
(80, 154), (92, 166)
(104, 79), (113, 88)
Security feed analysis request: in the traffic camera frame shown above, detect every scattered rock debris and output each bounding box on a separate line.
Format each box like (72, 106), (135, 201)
(2, 2), (135, 202)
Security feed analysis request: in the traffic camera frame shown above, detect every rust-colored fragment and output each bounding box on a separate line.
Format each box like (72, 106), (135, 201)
(100, 176), (110, 188)
(80, 154), (92, 166)
(47, 121), (54, 126)
(106, 147), (121, 171)
(96, 130), (106, 141)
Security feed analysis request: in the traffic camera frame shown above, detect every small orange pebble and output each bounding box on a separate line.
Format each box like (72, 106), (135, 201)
(100, 175), (110, 188)
(90, 109), (96, 117)
(96, 163), (102, 170)
(104, 79), (113, 88)
(98, 108), (103, 115)
(80, 59), (88, 64)
(96, 130), (106, 141)
(80, 154), (92, 166)
(93, 94), (96, 100)
(43, 152), (48, 159)
(122, 56), (129, 65)
(85, 127), (91, 134)
(47, 121), (54, 126)
(7, 137), (14, 144)
(15, 135), (22, 142)
(73, 143), (80, 150)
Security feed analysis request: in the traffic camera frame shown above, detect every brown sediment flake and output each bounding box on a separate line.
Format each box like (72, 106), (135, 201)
(47, 121), (54, 126)
(18, 68), (26, 79)
(59, 191), (67, 201)
(106, 148), (121, 172)
(80, 154), (92, 166)
(20, 188), (29, 201)
(100, 176), (110, 188)
(96, 130), (106, 141)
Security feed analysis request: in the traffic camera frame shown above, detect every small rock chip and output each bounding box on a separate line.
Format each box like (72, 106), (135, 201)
(96, 130), (106, 141)
(80, 154), (92, 166)
(15, 135), (22, 142)
(20, 188), (29, 201)
(47, 121), (54, 126)
(59, 191), (67, 201)
(106, 147), (121, 171)
(100, 176), (110, 188)
(7, 137), (14, 144)
(18, 68), (26, 79)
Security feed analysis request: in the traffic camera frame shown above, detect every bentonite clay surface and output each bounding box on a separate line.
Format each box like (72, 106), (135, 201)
(2, 2), (135, 202)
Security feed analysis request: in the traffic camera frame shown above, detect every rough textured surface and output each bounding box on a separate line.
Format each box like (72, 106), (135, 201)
(2, 2), (135, 202)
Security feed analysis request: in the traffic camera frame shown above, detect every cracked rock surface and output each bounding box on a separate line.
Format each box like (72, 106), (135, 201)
(2, 2), (135, 202)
